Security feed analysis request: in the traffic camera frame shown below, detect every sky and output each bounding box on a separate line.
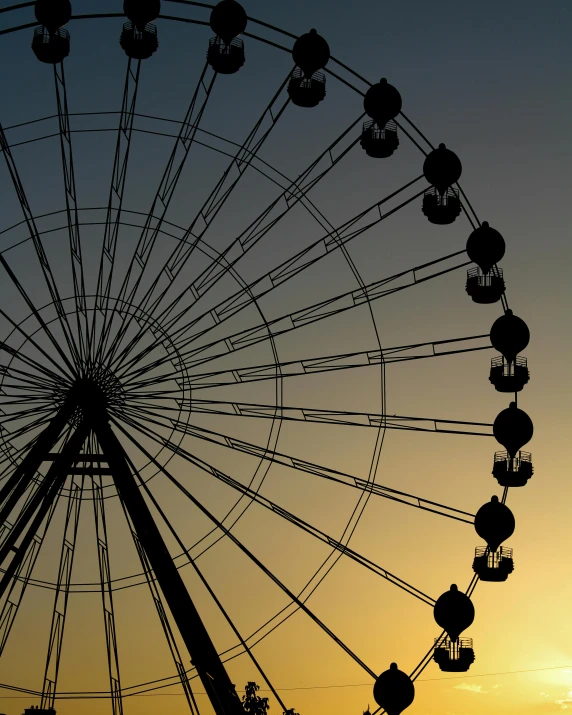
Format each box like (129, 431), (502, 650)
(0, 1), (570, 715)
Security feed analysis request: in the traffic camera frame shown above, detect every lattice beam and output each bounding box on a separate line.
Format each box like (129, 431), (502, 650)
(126, 333), (491, 392)
(93, 59), (142, 360)
(53, 61), (88, 359)
(41, 477), (84, 710)
(93, 471), (124, 715)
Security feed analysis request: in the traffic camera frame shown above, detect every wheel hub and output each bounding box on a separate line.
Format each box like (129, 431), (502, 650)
(53, 364), (126, 425)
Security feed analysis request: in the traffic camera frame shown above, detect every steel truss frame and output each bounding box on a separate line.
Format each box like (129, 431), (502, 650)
(124, 513), (200, 715)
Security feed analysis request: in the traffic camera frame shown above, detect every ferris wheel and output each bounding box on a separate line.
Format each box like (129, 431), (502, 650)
(0, 2), (534, 715)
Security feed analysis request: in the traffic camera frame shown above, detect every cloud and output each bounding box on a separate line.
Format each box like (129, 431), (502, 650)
(454, 683), (486, 694)
(555, 691), (572, 709)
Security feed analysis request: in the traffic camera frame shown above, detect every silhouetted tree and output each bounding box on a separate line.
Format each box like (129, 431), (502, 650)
(242, 681), (270, 715)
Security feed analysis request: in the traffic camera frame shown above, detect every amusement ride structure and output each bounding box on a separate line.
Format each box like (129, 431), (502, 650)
(0, 2), (533, 715)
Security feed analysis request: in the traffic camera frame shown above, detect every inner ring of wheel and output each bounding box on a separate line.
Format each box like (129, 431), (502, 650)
(0, 291), (193, 498)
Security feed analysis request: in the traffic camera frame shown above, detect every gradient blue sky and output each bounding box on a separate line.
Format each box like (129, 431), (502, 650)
(0, 2), (570, 715)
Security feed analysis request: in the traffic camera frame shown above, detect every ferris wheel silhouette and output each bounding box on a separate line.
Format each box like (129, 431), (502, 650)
(0, 2), (533, 715)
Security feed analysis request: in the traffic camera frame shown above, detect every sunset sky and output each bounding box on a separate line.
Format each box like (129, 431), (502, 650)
(0, 2), (570, 715)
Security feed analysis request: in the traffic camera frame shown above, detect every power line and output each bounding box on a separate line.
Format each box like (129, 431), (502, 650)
(1, 665), (571, 700)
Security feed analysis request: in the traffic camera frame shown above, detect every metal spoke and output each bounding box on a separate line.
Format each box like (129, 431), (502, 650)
(117, 411), (446, 605)
(398, 111), (435, 152)
(92, 59), (142, 361)
(98, 62), (217, 362)
(116, 175), (426, 378)
(0, 404), (54, 431)
(0, 304), (72, 384)
(0, 423), (88, 602)
(0, 124), (80, 371)
(111, 416), (379, 680)
(0, 389), (55, 404)
(0, 399), (75, 521)
(0, 438), (34, 482)
(0, 392), (53, 405)
(0, 362), (64, 393)
(120, 249), (469, 384)
(104, 72), (293, 366)
(158, 116), (364, 320)
(0, 428), (50, 484)
(0, 426), (76, 562)
(0, 441), (51, 484)
(0, 382), (57, 400)
(0, 411), (56, 454)
(120, 405), (474, 524)
(0, 464), (51, 552)
(166, 397), (493, 437)
(53, 61), (88, 361)
(126, 333), (490, 392)
(0, 412), (55, 444)
(109, 113), (371, 371)
(41, 476), (84, 710)
(0, 481), (61, 657)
